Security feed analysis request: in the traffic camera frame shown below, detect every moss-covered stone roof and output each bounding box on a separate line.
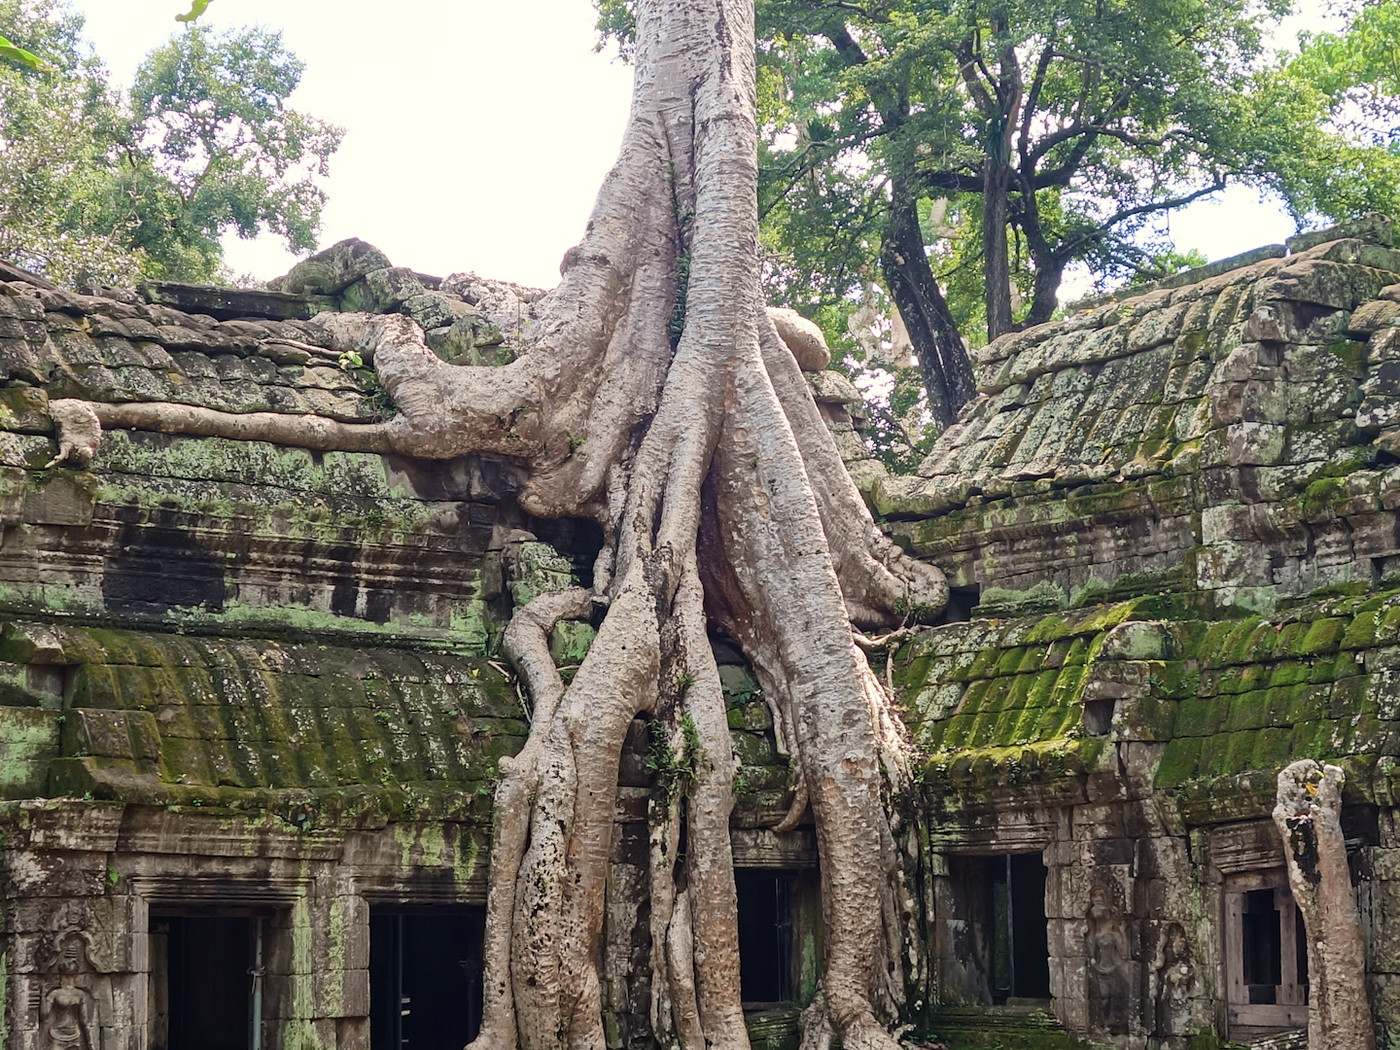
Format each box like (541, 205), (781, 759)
(896, 585), (1400, 825)
(876, 229), (1400, 616)
(0, 620), (523, 825)
(908, 237), (1400, 500)
(0, 616), (799, 828)
(1155, 590), (1400, 821)
(897, 601), (1162, 799)
(5, 282), (382, 421)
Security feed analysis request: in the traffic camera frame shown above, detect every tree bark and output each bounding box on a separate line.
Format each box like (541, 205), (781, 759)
(1021, 249), (1064, 330)
(879, 175), (975, 432)
(1272, 760), (1376, 1050)
(46, 2), (947, 1048)
(982, 158), (1015, 341)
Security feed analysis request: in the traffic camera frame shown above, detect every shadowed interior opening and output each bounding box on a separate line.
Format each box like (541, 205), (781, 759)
(370, 906), (485, 1050)
(149, 914), (254, 1050)
(736, 870), (795, 1005)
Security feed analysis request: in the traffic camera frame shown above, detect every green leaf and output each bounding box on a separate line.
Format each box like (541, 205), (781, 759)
(0, 34), (53, 72)
(175, 0), (214, 23)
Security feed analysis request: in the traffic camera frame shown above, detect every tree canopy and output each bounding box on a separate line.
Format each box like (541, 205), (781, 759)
(600, 0), (1400, 455)
(0, 0), (341, 286)
(1260, 0), (1400, 225)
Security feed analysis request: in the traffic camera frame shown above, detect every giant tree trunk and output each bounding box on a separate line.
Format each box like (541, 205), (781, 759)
(1272, 760), (1376, 1050)
(47, 1), (947, 1047)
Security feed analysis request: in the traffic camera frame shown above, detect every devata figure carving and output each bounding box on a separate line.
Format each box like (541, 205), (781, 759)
(1086, 877), (1131, 1036)
(1151, 922), (1194, 1037)
(39, 930), (98, 1050)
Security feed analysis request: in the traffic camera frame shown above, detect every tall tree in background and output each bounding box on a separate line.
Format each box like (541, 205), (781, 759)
(595, 0), (1293, 432)
(752, 0), (1296, 425)
(599, 0), (1400, 444)
(0, 0), (341, 285)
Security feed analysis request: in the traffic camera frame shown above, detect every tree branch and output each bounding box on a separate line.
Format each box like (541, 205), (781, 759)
(955, 35), (997, 116)
(822, 22), (869, 68)
(917, 168), (985, 193)
(1053, 178), (1227, 260)
(1018, 35), (1056, 163)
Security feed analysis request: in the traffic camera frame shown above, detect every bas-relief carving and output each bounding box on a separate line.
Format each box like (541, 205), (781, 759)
(37, 930), (98, 1050)
(29, 904), (111, 1050)
(1085, 873), (1132, 1036)
(1149, 922), (1195, 1037)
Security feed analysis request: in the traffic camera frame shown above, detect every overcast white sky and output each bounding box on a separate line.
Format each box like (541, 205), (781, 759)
(67, 1), (1336, 290)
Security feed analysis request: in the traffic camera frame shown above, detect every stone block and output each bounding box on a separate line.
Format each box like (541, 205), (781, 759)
(1051, 950), (1089, 1002)
(402, 292), (468, 332)
(1368, 876), (1400, 972)
(337, 1016), (371, 1049)
(141, 281), (335, 322)
(1242, 303), (1301, 344)
(0, 706), (60, 796)
(1350, 298), (1400, 335)
(1056, 997), (1090, 1032)
(1101, 622), (1174, 661)
(1202, 422), (1286, 466)
(359, 268), (425, 313)
(273, 238), (394, 296)
(1359, 360), (1400, 429)
(310, 969), (359, 1014)
(1073, 803), (1127, 840)
(98, 1027), (142, 1050)
(1084, 661), (1150, 699)
(0, 292), (44, 321)
(0, 387), (50, 434)
(1370, 327), (1400, 366)
(1287, 215), (1394, 253)
(62, 709), (134, 760)
(1271, 257), (1357, 305)
(4, 851), (110, 896)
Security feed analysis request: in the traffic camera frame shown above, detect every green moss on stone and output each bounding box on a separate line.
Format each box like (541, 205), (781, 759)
(1330, 675), (1367, 717)
(1268, 662), (1310, 688)
(1223, 691), (1271, 733)
(1174, 696), (1222, 737)
(1155, 737), (1203, 786)
(1297, 617), (1346, 656)
(1327, 338), (1368, 374)
(978, 581), (1068, 616)
(1342, 610), (1380, 649)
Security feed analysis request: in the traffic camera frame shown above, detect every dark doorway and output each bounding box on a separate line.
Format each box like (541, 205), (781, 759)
(736, 870), (795, 1005)
(1242, 889), (1283, 1003)
(942, 853), (1050, 1005)
(149, 915), (255, 1050)
(370, 908), (485, 1050)
(1000, 853), (1051, 1001)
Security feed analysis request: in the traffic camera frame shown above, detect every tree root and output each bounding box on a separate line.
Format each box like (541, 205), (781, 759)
(1273, 760), (1375, 1050)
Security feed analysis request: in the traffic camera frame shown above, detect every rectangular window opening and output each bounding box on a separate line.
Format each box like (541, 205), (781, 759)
(1225, 870), (1309, 1034)
(736, 870), (796, 1006)
(149, 913), (263, 1050)
(370, 906), (485, 1050)
(943, 853), (1050, 1007)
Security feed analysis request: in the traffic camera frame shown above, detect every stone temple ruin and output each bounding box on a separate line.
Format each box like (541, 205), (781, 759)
(1, 216), (1400, 1050)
